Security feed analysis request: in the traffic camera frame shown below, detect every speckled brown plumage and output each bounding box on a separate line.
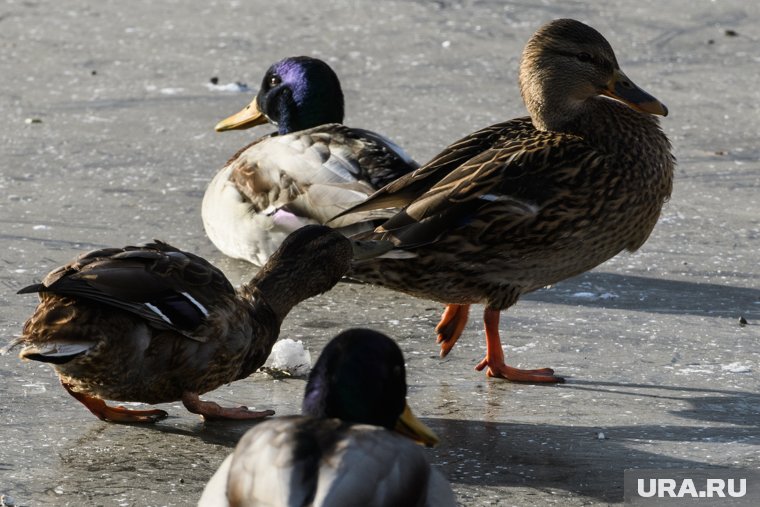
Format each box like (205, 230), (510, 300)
(338, 19), (675, 381)
(227, 125), (417, 216)
(11, 225), (352, 422)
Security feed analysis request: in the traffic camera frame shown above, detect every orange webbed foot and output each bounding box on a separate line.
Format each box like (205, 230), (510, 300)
(478, 307), (564, 383)
(181, 392), (275, 421)
(62, 382), (168, 423)
(475, 357), (563, 382)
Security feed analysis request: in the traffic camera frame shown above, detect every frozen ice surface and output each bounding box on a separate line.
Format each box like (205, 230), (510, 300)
(2, 1), (760, 506)
(159, 87), (184, 95)
(268, 338), (311, 376)
(721, 362), (752, 373)
(676, 366), (715, 375)
(205, 81), (250, 92)
(570, 291), (618, 300)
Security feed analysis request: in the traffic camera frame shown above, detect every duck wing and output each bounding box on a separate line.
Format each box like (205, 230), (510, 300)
(227, 124), (417, 228)
(342, 118), (601, 249)
(18, 241), (234, 341)
(333, 119), (518, 217)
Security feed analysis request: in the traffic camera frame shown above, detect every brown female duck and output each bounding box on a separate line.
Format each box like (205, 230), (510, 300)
(11, 225), (352, 422)
(338, 19), (674, 381)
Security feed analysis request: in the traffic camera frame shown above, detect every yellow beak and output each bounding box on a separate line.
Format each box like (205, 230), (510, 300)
(601, 68), (668, 117)
(215, 96), (269, 132)
(393, 402), (440, 447)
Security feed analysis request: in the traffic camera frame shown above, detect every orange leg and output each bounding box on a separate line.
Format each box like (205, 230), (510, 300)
(181, 392), (275, 421)
(474, 308), (564, 382)
(62, 381), (168, 423)
(435, 304), (471, 357)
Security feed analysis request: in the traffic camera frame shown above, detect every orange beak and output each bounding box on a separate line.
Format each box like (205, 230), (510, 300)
(215, 96), (269, 131)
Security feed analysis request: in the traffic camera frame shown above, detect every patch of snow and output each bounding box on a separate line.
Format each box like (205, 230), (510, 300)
(269, 338), (311, 376)
(721, 362), (751, 374)
(675, 366), (714, 375)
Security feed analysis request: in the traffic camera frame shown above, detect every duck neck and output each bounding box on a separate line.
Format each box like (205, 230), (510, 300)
(271, 89), (344, 135)
(240, 271), (301, 326)
(237, 226), (351, 332)
(238, 284), (282, 353)
(274, 91), (301, 135)
(520, 74), (594, 134)
(240, 254), (347, 325)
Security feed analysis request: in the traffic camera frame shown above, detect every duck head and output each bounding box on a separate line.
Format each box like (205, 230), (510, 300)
(302, 328), (440, 447)
(519, 18), (667, 131)
(215, 56), (344, 135)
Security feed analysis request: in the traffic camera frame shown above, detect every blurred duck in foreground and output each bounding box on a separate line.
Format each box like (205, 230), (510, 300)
(337, 19), (674, 382)
(199, 328), (455, 507)
(11, 225), (351, 422)
(203, 56), (418, 267)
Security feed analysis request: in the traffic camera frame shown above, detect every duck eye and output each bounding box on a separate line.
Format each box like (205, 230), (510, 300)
(269, 75), (281, 87)
(576, 52), (593, 63)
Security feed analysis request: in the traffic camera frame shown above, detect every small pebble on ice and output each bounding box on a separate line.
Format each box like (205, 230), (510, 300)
(269, 338), (311, 376)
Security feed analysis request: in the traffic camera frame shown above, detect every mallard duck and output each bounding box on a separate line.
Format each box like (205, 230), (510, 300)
(11, 225), (352, 422)
(198, 328), (456, 507)
(202, 56), (418, 267)
(336, 19), (674, 381)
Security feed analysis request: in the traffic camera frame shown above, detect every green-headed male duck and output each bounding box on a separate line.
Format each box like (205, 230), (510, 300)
(199, 328), (455, 507)
(203, 56), (418, 267)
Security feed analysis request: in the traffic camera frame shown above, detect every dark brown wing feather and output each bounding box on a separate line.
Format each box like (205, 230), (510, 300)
(19, 241), (235, 340)
(344, 118), (603, 250)
(331, 119), (521, 220)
